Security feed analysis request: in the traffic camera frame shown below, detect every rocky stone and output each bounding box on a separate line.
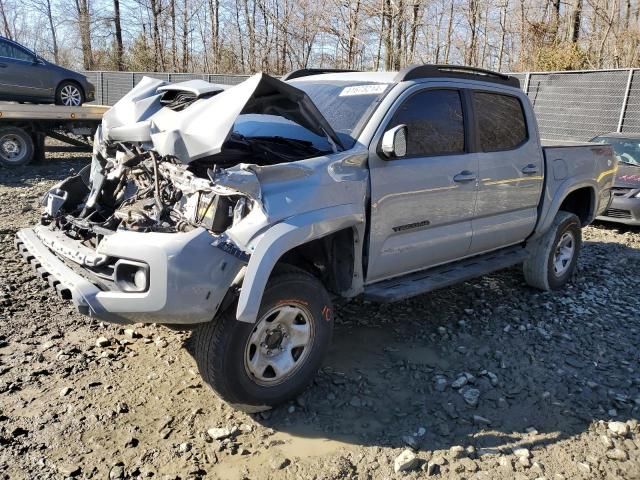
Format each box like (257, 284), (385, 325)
(270, 455), (290, 470)
(513, 448), (531, 459)
(473, 415), (491, 425)
(59, 386), (72, 397)
(498, 457), (514, 471)
(124, 329), (141, 339)
(95, 337), (110, 348)
(608, 421), (630, 437)
(606, 448), (628, 461)
(600, 435), (614, 449)
(458, 458), (479, 472)
(461, 387), (480, 407)
(207, 427), (233, 440)
(518, 456), (532, 468)
(452, 375), (468, 389)
(434, 376), (448, 392)
(394, 449), (420, 473)
(577, 462), (591, 474)
(449, 445), (466, 459)
(57, 464), (81, 477)
(109, 464), (125, 480)
(178, 442), (191, 453)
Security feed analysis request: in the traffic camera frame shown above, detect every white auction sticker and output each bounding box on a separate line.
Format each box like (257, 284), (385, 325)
(339, 84), (388, 97)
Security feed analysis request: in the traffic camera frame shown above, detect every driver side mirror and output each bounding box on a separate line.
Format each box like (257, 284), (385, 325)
(381, 124), (408, 159)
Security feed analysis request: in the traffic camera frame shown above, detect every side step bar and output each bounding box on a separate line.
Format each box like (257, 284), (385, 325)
(364, 245), (529, 302)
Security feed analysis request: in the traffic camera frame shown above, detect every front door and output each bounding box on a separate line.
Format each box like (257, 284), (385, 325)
(366, 87), (478, 283)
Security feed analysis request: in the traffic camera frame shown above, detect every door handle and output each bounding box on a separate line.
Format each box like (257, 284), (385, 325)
(453, 170), (477, 183)
(522, 164), (539, 175)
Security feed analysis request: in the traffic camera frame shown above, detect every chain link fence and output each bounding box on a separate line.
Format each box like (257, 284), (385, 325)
(84, 69), (640, 142)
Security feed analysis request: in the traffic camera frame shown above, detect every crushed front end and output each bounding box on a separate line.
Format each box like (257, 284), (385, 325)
(16, 73), (343, 324)
(16, 140), (254, 324)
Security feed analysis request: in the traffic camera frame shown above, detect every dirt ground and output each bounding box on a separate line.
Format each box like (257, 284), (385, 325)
(1, 153), (639, 480)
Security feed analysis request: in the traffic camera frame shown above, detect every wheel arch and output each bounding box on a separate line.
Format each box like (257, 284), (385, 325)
(235, 204), (365, 323)
(531, 182), (597, 241)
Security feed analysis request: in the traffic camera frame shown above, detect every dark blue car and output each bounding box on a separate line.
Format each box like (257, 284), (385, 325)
(0, 36), (95, 106)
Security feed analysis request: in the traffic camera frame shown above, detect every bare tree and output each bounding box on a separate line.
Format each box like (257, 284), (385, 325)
(74, 0), (94, 69)
(113, 0), (124, 70)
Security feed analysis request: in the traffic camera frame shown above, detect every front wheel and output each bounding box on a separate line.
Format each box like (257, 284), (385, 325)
(194, 266), (334, 411)
(523, 211), (582, 290)
(55, 81), (84, 106)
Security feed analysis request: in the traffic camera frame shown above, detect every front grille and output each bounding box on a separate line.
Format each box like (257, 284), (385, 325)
(604, 208), (633, 219)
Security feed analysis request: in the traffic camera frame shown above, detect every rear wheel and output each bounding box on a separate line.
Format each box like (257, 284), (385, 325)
(0, 127), (34, 166)
(194, 267), (333, 411)
(523, 211), (582, 290)
(55, 81), (84, 106)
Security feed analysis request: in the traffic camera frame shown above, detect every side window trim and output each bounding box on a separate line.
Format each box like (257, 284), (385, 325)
(379, 86), (467, 160)
(471, 89), (530, 153)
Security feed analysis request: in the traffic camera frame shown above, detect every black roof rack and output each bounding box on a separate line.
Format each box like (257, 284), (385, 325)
(281, 68), (360, 81)
(395, 64), (520, 88)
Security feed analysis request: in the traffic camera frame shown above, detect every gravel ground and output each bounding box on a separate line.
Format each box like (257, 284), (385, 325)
(1, 154), (639, 480)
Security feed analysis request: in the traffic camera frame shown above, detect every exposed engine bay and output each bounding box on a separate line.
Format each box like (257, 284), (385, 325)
(41, 145), (254, 245)
(40, 73), (344, 247)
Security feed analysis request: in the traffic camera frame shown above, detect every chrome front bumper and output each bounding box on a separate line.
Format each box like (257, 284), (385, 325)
(16, 226), (245, 324)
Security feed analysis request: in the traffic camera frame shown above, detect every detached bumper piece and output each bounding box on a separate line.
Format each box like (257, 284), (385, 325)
(15, 228), (103, 318)
(16, 236), (72, 300)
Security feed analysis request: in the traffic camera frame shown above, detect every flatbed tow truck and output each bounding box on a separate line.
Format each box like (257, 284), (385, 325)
(0, 103), (108, 166)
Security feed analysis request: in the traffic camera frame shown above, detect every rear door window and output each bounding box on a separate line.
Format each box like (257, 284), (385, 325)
(473, 92), (528, 151)
(386, 89), (465, 157)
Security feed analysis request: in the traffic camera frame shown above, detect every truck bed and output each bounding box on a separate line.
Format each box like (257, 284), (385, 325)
(0, 103), (108, 121)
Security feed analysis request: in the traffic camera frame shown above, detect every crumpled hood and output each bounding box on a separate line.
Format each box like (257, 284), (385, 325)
(614, 163), (640, 188)
(101, 73), (343, 163)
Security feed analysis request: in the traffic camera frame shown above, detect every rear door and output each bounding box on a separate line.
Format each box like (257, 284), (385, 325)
(366, 86), (478, 282)
(0, 40), (48, 100)
(468, 89), (544, 254)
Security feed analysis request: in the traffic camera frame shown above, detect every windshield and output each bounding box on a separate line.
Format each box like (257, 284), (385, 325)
(592, 136), (640, 166)
(289, 80), (391, 148)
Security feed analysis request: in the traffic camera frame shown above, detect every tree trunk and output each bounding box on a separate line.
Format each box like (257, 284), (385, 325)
(569, 0), (582, 43)
(0, 0), (13, 39)
(383, 0), (393, 69)
(113, 0), (124, 70)
(444, 1), (454, 63)
(497, 0), (509, 71)
(74, 0), (93, 70)
(393, 0), (403, 69)
(170, 0), (177, 71)
(465, 0), (479, 66)
(408, 0), (421, 63)
(208, 0), (220, 71)
(182, 0), (188, 71)
(347, 0), (361, 68)
(550, 0), (560, 37)
(149, 0), (164, 71)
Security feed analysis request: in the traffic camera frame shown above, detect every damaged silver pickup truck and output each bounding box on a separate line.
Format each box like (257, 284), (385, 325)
(16, 65), (616, 411)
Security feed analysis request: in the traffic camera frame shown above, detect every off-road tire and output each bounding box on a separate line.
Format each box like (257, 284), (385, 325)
(193, 266), (333, 411)
(55, 81), (84, 106)
(0, 126), (34, 166)
(523, 211), (582, 290)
